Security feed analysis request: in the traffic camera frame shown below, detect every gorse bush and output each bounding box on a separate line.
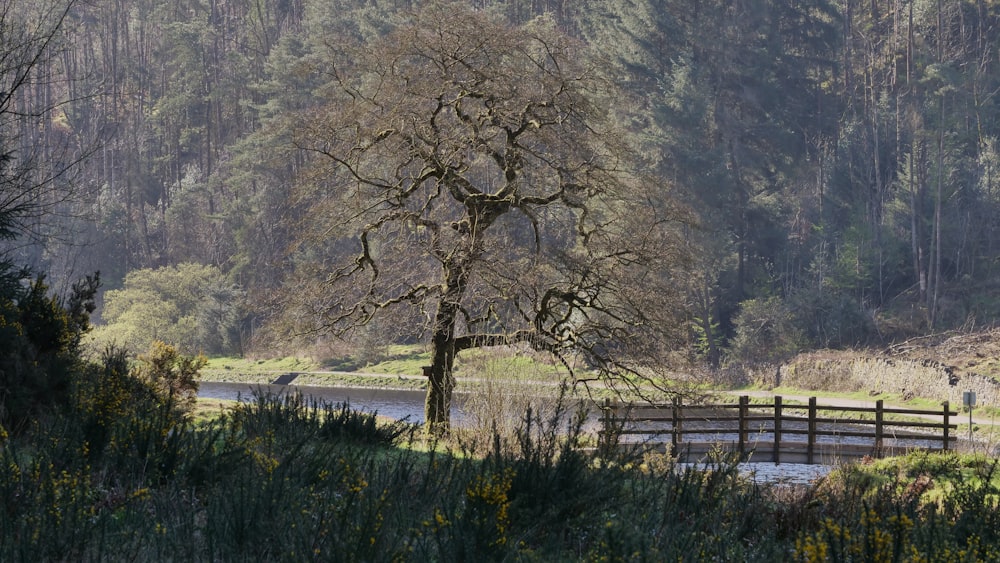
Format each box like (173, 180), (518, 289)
(0, 272), (98, 433)
(134, 340), (205, 415)
(227, 387), (416, 446)
(794, 452), (1000, 562)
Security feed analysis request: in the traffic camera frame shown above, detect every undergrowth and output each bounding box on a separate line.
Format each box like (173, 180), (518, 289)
(3, 363), (1000, 561)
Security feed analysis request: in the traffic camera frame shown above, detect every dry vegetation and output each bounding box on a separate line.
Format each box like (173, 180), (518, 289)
(886, 328), (1000, 380)
(776, 329), (1000, 408)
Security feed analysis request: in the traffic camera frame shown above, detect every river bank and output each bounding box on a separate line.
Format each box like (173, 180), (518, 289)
(199, 368), (998, 425)
(197, 381), (841, 485)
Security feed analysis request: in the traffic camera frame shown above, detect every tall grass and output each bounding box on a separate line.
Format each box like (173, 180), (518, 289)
(3, 363), (1000, 561)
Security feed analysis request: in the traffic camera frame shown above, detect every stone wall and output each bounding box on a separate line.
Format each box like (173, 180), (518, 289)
(778, 352), (1000, 407)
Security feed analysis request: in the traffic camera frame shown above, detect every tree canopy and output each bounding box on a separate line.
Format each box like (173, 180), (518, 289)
(290, 2), (692, 430)
(87, 263), (245, 356)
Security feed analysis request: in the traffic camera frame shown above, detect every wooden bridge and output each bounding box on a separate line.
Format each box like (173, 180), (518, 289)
(599, 396), (959, 465)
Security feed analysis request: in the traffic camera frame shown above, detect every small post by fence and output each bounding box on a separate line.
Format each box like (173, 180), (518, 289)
(942, 401), (950, 451)
(807, 397), (817, 464)
(773, 395), (782, 464)
(963, 391), (976, 444)
(738, 395), (749, 456)
(875, 399), (884, 454)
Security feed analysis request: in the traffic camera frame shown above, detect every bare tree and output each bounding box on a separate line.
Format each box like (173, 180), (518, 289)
(0, 0), (92, 291)
(0, 0), (80, 246)
(293, 2), (692, 433)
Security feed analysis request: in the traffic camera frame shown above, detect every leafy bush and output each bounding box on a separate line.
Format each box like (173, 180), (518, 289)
(134, 341), (205, 415)
(87, 263), (246, 356)
(726, 296), (806, 367)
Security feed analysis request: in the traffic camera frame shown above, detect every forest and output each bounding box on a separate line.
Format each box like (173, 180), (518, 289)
(5, 0), (1000, 371)
(7, 2), (1000, 560)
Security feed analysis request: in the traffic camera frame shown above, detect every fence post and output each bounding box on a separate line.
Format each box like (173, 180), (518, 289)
(773, 395), (782, 464)
(738, 395), (749, 456)
(671, 396), (682, 456)
(942, 401), (950, 451)
(807, 397), (817, 465)
(875, 399), (884, 456)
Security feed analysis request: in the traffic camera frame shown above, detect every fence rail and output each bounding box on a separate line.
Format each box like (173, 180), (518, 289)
(600, 396), (959, 464)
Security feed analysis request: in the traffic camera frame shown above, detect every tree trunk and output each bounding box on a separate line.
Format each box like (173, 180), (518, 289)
(909, 146), (926, 304)
(425, 312), (457, 435)
(930, 94), (945, 329)
(424, 261), (470, 435)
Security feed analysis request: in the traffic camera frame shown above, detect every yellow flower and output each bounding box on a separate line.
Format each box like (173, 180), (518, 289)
(434, 508), (449, 528)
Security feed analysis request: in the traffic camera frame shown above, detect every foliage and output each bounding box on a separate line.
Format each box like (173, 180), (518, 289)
(7, 0), (999, 368)
(0, 0), (100, 432)
(134, 341), (206, 416)
(7, 2), (1000, 555)
(68, 346), (210, 480)
(87, 263), (246, 356)
(6, 357), (1000, 561)
(5, 0), (1000, 449)
(787, 287), (876, 349)
(0, 0), (82, 248)
(727, 296), (807, 367)
(795, 453), (1000, 562)
(0, 272), (98, 432)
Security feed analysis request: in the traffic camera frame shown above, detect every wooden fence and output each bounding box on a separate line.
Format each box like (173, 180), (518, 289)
(599, 396), (959, 464)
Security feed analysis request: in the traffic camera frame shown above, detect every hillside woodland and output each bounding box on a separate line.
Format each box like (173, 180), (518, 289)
(5, 0), (1000, 379)
(6, 3), (1000, 559)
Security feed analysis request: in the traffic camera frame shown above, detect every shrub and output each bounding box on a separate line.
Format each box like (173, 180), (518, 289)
(0, 272), (98, 432)
(795, 455), (1000, 562)
(87, 263), (246, 356)
(726, 296), (806, 367)
(134, 341), (205, 415)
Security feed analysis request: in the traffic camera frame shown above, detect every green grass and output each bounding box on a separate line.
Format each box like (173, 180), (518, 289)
(294, 371), (428, 390)
(200, 346), (581, 385)
(203, 355), (321, 371)
(364, 355), (431, 376)
(201, 356), (322, 382)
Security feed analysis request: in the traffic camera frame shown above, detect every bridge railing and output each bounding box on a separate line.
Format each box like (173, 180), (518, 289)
(599, 395), (959, 464)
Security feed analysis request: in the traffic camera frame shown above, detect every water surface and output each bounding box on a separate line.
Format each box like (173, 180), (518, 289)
(198, 381), (466, 424)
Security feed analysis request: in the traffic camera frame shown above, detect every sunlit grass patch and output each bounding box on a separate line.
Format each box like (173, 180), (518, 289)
(191, 397), (236, 424)
(203, 355), (321, 373)
(293, 371), (427, 390)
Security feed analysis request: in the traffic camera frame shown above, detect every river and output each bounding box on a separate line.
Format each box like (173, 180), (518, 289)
(199, 381), (836, 484)
(198, 381), (468, 425)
